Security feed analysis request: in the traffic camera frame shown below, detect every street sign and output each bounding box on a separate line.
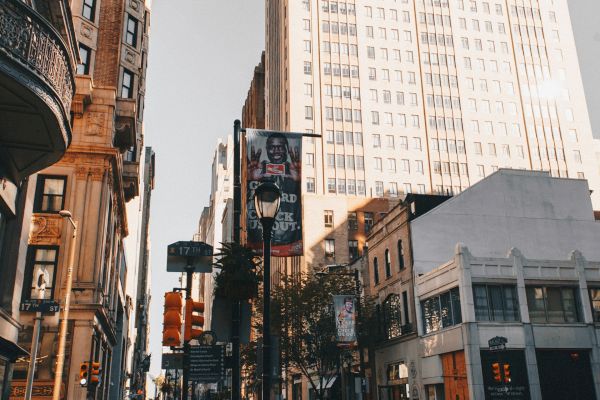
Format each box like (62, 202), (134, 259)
(161, 353), (184, 370)
(488, 336), (508, 351)
(166, 241), (213, 273)
(19, 299), (60, 313)
(188, 345), (225, 383)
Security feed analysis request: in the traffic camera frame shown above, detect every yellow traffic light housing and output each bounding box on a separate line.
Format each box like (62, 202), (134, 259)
(90, 362), (101, 386)
(162, 292), (183, 347)
(492, 362), (502, 382)
(184, 298), (205, 342)
(79, 362), (90, 386)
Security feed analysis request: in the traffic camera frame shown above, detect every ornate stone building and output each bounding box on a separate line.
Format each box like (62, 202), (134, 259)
(0, 0), (151, 398)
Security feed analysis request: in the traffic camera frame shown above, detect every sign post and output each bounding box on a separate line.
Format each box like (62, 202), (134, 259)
(166, 240), (213, 400)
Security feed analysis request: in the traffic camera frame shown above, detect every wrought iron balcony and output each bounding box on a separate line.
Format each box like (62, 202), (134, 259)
(0, 0), (76, 184)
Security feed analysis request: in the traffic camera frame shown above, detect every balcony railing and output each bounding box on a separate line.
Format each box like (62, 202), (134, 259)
(0, 0), (75, 116)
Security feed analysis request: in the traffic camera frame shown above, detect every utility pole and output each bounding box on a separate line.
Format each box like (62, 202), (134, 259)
(231, 119), (242, 400)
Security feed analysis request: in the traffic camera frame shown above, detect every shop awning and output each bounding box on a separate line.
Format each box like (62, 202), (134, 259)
(0, 335), (28, 362)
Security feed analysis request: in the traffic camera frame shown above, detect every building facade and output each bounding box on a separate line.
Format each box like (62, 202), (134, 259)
(261, 0), (600, 279)
(362, 169), (600, 400)
(0, 0), (78, 396)
(3, 0), (151, 398)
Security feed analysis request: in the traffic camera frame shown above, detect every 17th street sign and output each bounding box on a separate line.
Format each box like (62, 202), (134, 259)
(166, 241), (213, 273)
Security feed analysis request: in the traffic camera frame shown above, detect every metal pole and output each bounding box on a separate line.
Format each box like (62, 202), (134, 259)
(52, 218), (77, 400)
(25, 311), (43, 400)
(261, 219), (273, 400)
(231, 119), (242, 400)
(184, 266), (194, 400)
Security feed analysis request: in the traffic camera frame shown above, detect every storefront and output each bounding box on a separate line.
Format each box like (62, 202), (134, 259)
(379, 362), (409, 400)
(480, 349), (530, 400)
(536, 349), (596, 400)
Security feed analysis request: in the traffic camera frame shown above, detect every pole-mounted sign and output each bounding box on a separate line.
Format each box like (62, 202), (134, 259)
(166, 241), (213, 272)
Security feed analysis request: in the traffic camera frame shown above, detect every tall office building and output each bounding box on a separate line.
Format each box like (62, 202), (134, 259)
(263, 0), (600, 271)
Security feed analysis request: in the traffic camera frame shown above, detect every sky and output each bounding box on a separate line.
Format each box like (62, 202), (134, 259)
(143, 0), (264, 383)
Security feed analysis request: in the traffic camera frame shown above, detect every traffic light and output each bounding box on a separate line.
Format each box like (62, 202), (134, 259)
(90, 362), (101, 386)
(184, 298), (205, 342)
(492, 362), (501, 382)
(503, 363), (511, 383)
(162, 292), (183, 347)
(79, 362), (90, 386)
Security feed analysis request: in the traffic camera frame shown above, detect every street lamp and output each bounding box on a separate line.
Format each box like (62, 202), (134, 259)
(254, 181), (281, 400)
(52, 210), (78, 400)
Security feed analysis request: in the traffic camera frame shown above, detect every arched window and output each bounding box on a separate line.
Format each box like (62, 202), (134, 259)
(385, 249), (392, 278)
(373, 257), (380, 284)
(382, 294), (403, 339)
(397, 240), (405, 270)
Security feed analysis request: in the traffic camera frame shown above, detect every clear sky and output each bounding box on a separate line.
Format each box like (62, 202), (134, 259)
(143, 0), (264, 382)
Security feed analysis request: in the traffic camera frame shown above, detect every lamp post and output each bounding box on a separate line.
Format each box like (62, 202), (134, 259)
(254, 181), (281, 400)
(52, 210), (78, 400)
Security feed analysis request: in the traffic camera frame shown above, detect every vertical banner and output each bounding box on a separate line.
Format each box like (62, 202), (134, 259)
(246, 129), (303, 256)
(334, 295), (357, 345)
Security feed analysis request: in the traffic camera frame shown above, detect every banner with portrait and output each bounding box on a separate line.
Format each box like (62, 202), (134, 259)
(245, 129), (303, 257)
(334, 295), (357, 344)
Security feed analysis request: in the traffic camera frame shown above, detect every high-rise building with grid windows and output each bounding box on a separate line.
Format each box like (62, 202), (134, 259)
(262, 0), (600, 274)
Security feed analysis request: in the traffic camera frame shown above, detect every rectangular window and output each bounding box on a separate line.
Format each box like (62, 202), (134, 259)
(126, 14), (138, 47)
(121, 69), (134, 98)
(77, 44), (91, 75)
(327, 178), (336, 193)
(324, 210), (334, 227)
(473, 285), (520, 321)
(348, 212), (358, 230)
(324, 239), (335, 258)
(589, 288), (600, 322)
(421, 288), (462, 334)
(526, 286), (581, 323)
(82, 0), (96, 21)
(364, 212), (374, 233)
(23, 246), (59, 300)
(306, 177), (315, 193)
(34, 176), (66, 213)
(349, 240), (359, 260)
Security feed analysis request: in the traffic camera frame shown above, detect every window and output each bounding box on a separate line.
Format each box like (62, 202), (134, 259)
(121, 69), (134, 98)
(327, 178), (336, 193)
(364, 212), (374, 233)
(589, 288), (600, 322)
(34, 176), (66, 213)
(373, 257), (380, 284)
(349, 240), (359, 260)
(384, 249), (392, 278)
(82, 0), (96, 21)
(304, 106), (313, 120)
(306, 177), (315, 193)
(324, 239), (335, 258)
(397, 240), (404, 270)
(375, 181), (384, 197)
(382, 294), (403, 339)
(77, 44), (91, 75)
(526, 286), (580, 323)
(126, 15), (138, 47)
(473, 285), (520, 321)
(348, 212), (358, 230)
(421, 288), (462, 334)
(23, 246), (59, 300)
(324, 210), (334, 227)
(304, 61), (312, 75)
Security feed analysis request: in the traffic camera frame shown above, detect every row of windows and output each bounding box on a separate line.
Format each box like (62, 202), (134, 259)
(368, 65), (415, 82)
(364, 6), (410, 22)
(430, 139), (465, 153)
(427, 116), (463, 131)
(458, 1), (505, 15)
(325, 178), (366, 195)
(365, 26), (414, 43)
(324, 130), (363, 146)
(322, 63), (360, 77)
(323, 107), (362, 122)
(321, 21), (357, 35)
(77, 51), (135, 98)
(466, 99), (518, 115)
(321, 1), (356, 15)
(423, 73), (458, 87)
(371, 112), (420, 128)
(471, 142), (525, 159)
(422, 52), (456, 67)
(418, 12), (452, 27)
(323, 210), (375, 233)
(432, 162), (469, 176)
(323, 238), (362, 260)
(465, 120), (520, 136)
(372, 134), (422, 150)
(366, 46), (415, 63)
(321, 154), (365, 170)
(373, 158), (425, 174)
(464, 57), (511, 74)
(372, 241), (406, 285)
(321, 41), (358, 56)
(426, 95), (462, 110)
(323, 84), (360, 99)
(457, 18), (507, 34)
(464, 77), (514, 95)
(460, 37), (510, 54)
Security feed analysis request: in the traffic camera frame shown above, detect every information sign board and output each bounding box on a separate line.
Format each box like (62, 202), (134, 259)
(161, 353), (184, 370)
(188, 345), (225, 383)
(19, 299), (60, 313)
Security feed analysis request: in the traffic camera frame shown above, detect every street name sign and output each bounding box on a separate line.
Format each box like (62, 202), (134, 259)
(188, 345), (225, 383)
(161, 352), (184, 370)
(166, 241), (213, 273)
(19, 299), (60, 313)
